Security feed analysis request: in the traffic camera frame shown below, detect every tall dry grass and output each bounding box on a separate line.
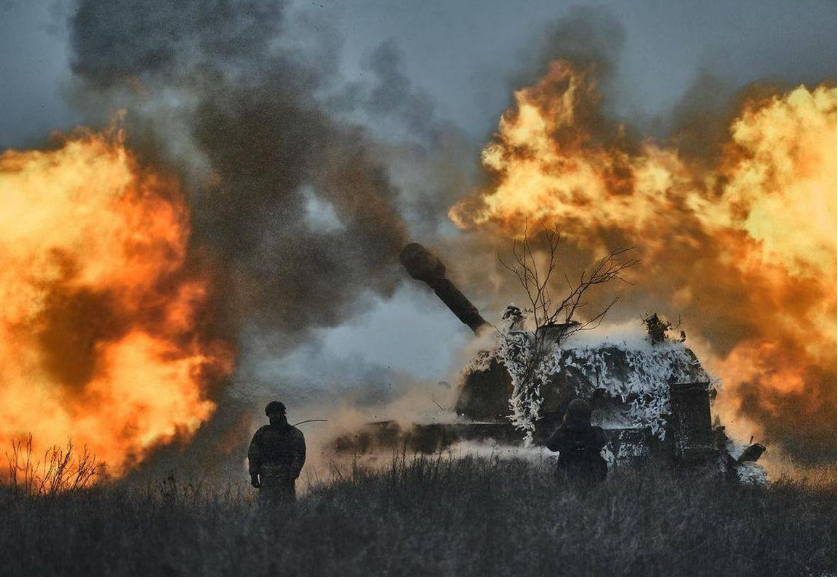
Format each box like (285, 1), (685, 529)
(0, 452), (834, 575)
(3, 435), (101, 495)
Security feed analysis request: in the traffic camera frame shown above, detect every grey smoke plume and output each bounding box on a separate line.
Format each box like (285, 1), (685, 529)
(68, 0), (419, 476)
(329, 38), (439, 144)
(70, 0), (408, 347)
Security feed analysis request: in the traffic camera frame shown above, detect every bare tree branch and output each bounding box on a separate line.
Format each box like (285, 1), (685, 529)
(498, 225), (638, 440)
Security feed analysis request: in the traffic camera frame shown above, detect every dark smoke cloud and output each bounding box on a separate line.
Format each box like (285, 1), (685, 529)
(70, 0), (286, 87)
(189, 85), (407, 337)
(69, 0), (407, 345)
(667, 70), (739, 164)
(67, 0), (417, 475)
(532, 5), (624, 79)
(508, 4), (625, 115)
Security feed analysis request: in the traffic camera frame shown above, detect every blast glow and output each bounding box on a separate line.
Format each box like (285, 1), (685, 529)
(0, 128), (233, 477)
(451, 61), (837, 461)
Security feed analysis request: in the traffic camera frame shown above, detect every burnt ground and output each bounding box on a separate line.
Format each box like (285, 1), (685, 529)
(0, 456), (835, 575)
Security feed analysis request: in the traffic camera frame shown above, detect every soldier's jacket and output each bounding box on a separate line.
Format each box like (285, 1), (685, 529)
(546, 421), (608, 484)
(248, 423), (306, 482)
(546, 422), (607, 457)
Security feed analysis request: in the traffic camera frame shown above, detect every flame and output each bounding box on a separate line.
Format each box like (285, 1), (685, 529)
(451, 61), (836, 462)
(0, 128), (233, 478)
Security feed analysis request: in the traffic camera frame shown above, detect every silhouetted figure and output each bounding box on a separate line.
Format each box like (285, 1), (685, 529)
(546, 399), (608, 490)
(248, 401), (306, 503)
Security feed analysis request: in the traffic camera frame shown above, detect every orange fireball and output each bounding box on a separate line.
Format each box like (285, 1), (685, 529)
(0, 127), (233, 478)
(451, 61), (836, 462)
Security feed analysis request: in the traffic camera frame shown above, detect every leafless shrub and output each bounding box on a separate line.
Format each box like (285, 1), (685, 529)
(499, 223), (638, 343)
(499, 223), (637, 439)
(4, 434), (102, 495)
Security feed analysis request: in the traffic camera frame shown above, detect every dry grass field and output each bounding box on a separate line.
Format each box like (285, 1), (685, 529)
(1, 454), (835, 575)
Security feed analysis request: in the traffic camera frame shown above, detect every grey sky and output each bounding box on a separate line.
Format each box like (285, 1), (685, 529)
(0, 0), (835, 400)
(2, 0), (835, 146)
(327, 0), (836, 139)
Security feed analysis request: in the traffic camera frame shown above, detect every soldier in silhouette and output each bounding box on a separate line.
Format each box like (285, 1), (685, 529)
(248, 401), (306, 502)
(546, 398), (608, 489)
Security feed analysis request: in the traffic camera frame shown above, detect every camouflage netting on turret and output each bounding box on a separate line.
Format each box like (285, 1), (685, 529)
(538, 341), (716, 436)
(458, 328), (718, 438)
(455, 326), (767, 483)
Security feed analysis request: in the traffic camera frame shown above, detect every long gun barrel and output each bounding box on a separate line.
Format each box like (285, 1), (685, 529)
(400, 243), (488, 334)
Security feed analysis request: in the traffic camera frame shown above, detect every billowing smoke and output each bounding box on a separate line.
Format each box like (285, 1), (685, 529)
(69, 0), (408, 344)
(0, 0), (420, 478)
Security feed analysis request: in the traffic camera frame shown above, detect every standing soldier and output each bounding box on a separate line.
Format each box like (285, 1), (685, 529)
(546, 398), (608, 490)
(248, 401), (306, 502)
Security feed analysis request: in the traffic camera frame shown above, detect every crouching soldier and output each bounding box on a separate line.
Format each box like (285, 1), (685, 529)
(248, 401), (306, 503)
(546, 399), (608, 491)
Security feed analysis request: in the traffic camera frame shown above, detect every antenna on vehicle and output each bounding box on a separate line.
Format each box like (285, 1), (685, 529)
(293, 419), (328, 427)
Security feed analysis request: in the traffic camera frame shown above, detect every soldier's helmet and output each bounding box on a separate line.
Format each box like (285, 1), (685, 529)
(265, 401), (287, 416)
(501, 304), (525, 332)
(502, 304), (523, 320)
(565, 398), (592, 424)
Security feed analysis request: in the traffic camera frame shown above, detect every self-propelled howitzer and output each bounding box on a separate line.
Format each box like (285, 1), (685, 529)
(333, 243), (767, 483)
